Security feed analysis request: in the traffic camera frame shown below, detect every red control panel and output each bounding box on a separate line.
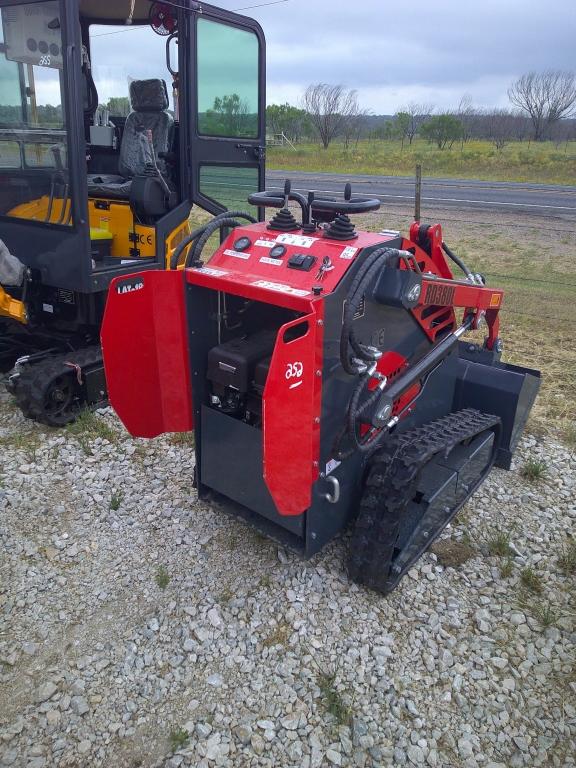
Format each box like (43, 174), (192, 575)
(185, 222), (396, 310)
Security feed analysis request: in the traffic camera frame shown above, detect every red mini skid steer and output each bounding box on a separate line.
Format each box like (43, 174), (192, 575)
(101, 182), (540, 593)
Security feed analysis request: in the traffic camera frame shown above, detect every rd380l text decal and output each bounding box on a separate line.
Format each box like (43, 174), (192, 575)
(116, 277), (144, 295)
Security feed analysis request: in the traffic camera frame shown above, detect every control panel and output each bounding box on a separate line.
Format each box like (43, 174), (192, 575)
(196, 222), (396, 302)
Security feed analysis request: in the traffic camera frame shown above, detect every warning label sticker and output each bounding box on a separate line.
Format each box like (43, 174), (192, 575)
(325, 458), (341, 475)
(276, 233), (318, 248)
(199, 267), (228, 277)
(259, 257), (283, 266)
(340, 246), (358, 260)
(251, 280), (310, 297)
(224, 249), (250, 260)
(255, 239), (276, 248)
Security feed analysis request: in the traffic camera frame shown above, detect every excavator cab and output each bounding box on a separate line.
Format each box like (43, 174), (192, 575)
(0, 0), (266, 423)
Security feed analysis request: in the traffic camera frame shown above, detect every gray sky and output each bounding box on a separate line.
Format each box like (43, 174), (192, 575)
(85, 0), (576, 114)
(218, 0), (576, 112)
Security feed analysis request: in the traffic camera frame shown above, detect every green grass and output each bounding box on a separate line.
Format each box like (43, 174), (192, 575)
(558, 541), (576, 576)
(168, 432), (195, 447)
(0, 430), (43, 461)
(486, 529), (513, 558)
(521, 459), (548, 482)
(155, 566), (170, 590)
(268, 138), (576, 185)
(168, 727), (189, 752)
(520, 567), (544, 594)
(66, 409), (118, 446)
(110, 491), (123, 511)
(317, 672), (351, 727)
(563, 424), (576, 448)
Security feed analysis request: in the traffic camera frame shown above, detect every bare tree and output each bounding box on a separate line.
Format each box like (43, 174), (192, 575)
(484, 108), (517, 150)
(302, 83), (359, 149)
(456, 94), (476, 146)
(400, 102), (434, 145)
(342, 108), (370, 149)
(508, 71), (576, 140)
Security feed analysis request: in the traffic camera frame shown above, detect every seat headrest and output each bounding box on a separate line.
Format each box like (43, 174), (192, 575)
(129, 79), (169, 112)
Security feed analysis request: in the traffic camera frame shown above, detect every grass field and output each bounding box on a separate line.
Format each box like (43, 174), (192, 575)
(267, 139), (576, 185)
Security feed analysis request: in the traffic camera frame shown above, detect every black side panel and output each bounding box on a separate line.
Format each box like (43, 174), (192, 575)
(453, 343), (541, 469)
(201, 405), (304, 537)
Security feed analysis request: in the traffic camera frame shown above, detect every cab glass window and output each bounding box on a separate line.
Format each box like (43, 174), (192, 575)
(0, 1), (72, 226)
(89, 24), (175, 116)
(197, 19), (258, 139)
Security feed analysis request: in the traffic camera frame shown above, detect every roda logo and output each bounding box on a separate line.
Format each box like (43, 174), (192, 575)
(116, 278), (144, 295)
(424, 283), (455, 306)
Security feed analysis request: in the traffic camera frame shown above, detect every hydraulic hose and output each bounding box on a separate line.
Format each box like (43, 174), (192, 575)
(442, 241), (474, 281)
(347, 374), (385, 454)
(170, 223), (210, 270)
(187, 211), (256, 267)
(340, 247), (400, 374)
(169, 210), (257, 270)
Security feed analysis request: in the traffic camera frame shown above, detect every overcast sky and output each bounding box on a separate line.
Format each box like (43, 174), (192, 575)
(21, 0), (573, 114)
(217, 0), (576, 113)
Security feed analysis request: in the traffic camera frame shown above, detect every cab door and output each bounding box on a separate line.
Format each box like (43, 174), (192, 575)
(188, 5), (266, 216)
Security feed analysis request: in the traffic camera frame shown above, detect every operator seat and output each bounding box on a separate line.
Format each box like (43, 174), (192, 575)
(87, 79), (173, 200)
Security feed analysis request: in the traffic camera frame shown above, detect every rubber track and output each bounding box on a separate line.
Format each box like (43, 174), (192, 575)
(348, 408), (500, 594)
(13, 345), (104, 426)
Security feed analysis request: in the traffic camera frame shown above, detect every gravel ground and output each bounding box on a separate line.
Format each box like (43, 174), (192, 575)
(0, 389), (574, 768)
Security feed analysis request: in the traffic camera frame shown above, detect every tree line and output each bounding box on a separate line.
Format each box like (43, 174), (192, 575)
(267, 71), (576, 150)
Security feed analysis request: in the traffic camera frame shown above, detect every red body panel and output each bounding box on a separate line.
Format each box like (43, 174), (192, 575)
(262, 309), (323, 516)
(101, 270), (194, 438)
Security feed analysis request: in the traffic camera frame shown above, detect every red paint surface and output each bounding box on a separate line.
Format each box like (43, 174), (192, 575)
(262, 308), (323, 516)
(101, 270), (194, 438)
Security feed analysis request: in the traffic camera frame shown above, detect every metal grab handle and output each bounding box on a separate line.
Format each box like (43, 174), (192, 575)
(166, 33), (178, 77)
(321, 475), (340, 504)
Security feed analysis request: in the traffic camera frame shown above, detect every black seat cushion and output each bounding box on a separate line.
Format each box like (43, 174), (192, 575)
(86, 174), (132, 199)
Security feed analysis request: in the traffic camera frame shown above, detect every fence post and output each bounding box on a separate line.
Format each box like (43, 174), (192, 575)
(414, 164), (422, 222)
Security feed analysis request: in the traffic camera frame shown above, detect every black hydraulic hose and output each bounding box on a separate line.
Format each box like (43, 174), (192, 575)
(189, 210), (256, 264)
(170, 223), (210, 269)
(340, 247), (400, 374)
(442, 241), (474, 281)
(347, 374), (384, 453)
(169, 210), (257, 270)
(188, 216), (244, 267)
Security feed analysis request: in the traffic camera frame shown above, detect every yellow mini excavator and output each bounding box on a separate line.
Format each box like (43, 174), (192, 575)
(0, 0), (265, 424)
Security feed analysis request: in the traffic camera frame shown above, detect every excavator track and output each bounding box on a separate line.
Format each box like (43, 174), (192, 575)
(348, 408), (501, 594)
(11, 345), (105, 427)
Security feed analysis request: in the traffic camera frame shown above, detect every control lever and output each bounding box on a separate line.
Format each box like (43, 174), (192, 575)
(302, 191), (317, 233)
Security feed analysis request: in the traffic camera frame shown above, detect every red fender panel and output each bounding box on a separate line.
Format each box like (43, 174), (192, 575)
(101, 270), (193, 438)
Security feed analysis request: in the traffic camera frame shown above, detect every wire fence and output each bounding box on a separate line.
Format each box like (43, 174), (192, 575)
(359, 205), (576, 233)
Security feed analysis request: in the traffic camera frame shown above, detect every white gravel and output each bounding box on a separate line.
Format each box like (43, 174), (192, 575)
(0, 389), (574, 768)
